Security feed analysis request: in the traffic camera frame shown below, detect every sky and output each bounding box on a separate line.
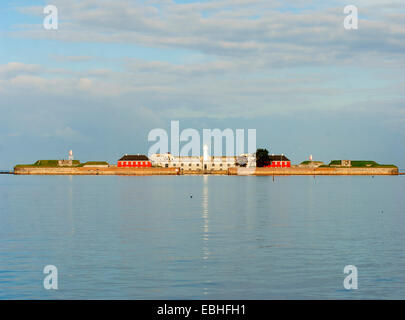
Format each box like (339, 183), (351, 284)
(0, 0), (404, 170)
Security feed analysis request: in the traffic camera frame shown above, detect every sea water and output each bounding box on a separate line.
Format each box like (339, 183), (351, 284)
(0, 175), (404, 299)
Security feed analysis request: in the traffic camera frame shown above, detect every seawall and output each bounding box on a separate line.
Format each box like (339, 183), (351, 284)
(229, 167), (399, 176)
(14, 167), (179, 175)
(13, 166), (399, 176)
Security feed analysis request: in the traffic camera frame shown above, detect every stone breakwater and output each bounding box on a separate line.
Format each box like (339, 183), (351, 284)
(229, 167), (399, 176)
(13, 166), (399, 176)
(14, 167), (179, 175)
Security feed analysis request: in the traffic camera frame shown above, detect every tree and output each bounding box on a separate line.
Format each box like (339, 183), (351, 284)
(256, 148), (270, 167)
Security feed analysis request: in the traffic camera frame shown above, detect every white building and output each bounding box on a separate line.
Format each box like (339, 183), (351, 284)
(149, 152), (256, 171)
(239, 153), (256, 168)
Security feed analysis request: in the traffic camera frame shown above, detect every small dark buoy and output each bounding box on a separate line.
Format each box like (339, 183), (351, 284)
(190, 195), (193, 198)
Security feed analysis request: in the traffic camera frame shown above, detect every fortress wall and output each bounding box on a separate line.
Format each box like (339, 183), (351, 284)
(14, 166), (399, 176)
(313, 167), (398, 175)
(229, 167), (398, 176)
(182, 170), (228, 175)
(14, 167), (179, 175)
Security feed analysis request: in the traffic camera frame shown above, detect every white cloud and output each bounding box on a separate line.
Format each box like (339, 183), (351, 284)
(52, 55), (94, 62)
(0, 1), (403, 120)
(10, 0), (405, 68)
(0, 62), (42, 79)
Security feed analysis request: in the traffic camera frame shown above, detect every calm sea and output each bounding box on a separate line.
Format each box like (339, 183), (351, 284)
(0, 175), (404, 299)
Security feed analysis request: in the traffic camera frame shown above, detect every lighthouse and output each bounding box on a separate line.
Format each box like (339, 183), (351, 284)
(203, 144), (209, 162)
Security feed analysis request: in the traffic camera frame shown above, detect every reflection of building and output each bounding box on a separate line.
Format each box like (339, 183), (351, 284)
(264, 154), (291, 168)
(149, 153), (256, 171)
(117, 154), (151, 168)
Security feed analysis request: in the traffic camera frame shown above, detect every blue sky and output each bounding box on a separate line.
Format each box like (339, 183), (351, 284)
(0, 0), (404, 169)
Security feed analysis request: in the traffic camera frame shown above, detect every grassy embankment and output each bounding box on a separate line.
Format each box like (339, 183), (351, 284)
(80, 161), (109, 166)
(319, 160), (397, 168)
(300, 161), (324, 165)
(14, 160), (109, 169)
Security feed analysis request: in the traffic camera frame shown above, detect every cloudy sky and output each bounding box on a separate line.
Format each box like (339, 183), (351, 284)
(0, 0), (404, 169)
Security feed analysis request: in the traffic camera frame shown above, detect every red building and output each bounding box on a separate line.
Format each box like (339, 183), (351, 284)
(264, 155), (291, 168)
(117, 154), (152, 168)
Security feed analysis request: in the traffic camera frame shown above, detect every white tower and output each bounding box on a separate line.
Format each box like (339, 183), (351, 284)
(309, 154), (313, 161)
(69, 150), (74, 161)
(203, 144), (209, 162)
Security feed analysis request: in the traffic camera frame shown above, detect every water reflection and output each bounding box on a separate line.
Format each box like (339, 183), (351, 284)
(202, 175), (211, 295)
(68, 176), (75, 235)
(202, 175), (210, 259)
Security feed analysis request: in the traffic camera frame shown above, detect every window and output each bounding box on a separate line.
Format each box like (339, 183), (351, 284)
(189, 163), (192, 167)
(181, 163), (184, 167)
(165, 164), (168, 168)
(220, 163), (223, 167)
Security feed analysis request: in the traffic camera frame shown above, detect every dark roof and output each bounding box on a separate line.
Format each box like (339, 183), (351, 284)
(268, 155), (290, 161)
(119, 155), (149, 161)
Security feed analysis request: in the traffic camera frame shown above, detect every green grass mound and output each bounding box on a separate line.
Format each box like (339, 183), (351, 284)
(327, 160), (397, 168)
(80, 161), (109, 166)
(15, 160), (81, 168)
(300, 160), (324, 165)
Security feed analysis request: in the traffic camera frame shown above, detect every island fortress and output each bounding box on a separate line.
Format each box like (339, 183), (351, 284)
(13, 149), (399, 176)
